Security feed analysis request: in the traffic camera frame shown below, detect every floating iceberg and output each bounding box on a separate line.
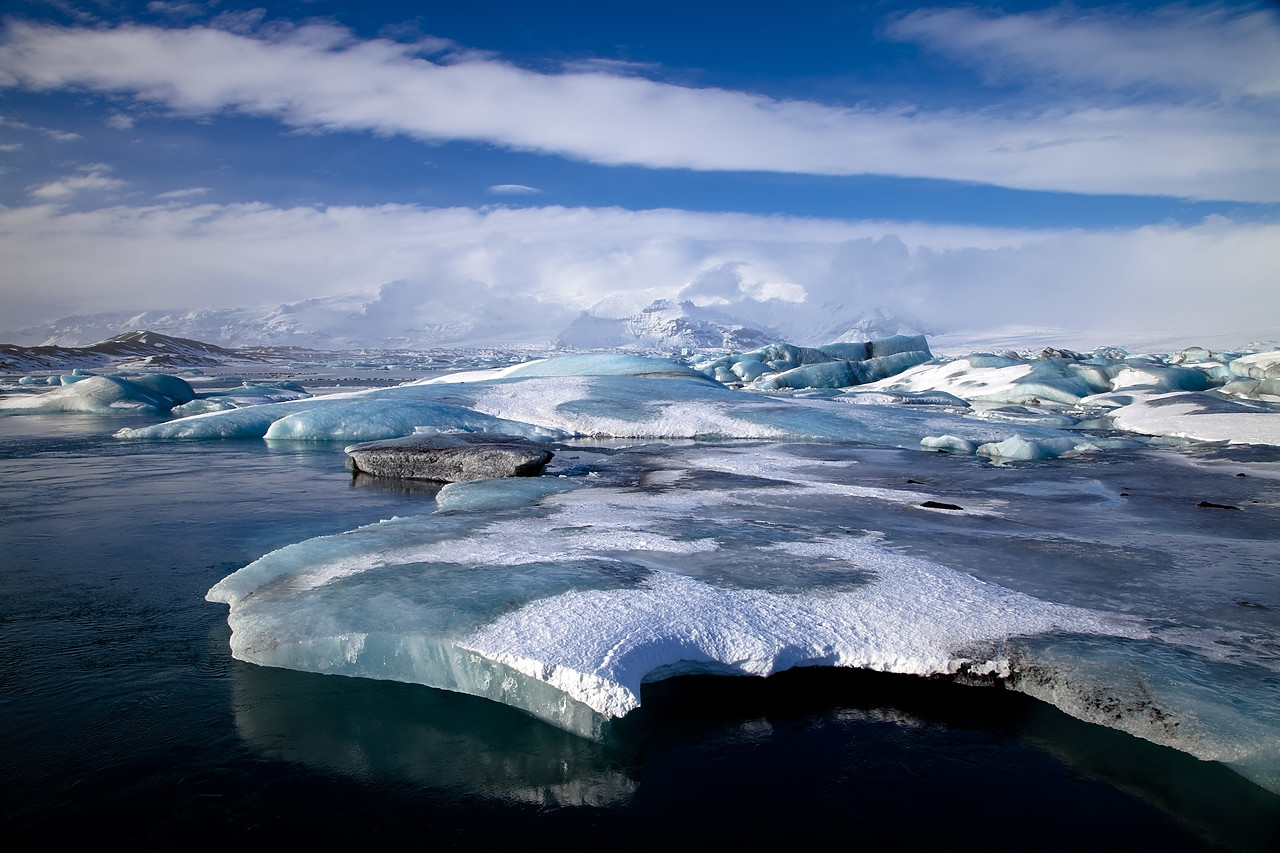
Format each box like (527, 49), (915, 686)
(0, 373), (195, 414)
(207, 439), (1280, 793)
(693, 335), (932, 390)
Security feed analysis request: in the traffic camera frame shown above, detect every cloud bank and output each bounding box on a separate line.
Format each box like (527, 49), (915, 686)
(2, 201), (1276, 347)
(888, 4), (1280, 100)
(0, 9), (1276, 201)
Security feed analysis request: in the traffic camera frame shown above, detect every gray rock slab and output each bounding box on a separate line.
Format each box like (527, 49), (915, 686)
(345, 433), (554, 482)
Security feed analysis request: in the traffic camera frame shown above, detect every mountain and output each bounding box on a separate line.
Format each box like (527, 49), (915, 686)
(555, 300), (782, 353)
(0, 330), (255, 373)
(4, 298), (930, 357)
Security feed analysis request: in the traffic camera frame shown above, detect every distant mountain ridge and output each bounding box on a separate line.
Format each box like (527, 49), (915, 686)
(4, 300), (928, 357)
(0, 330), (255, 372)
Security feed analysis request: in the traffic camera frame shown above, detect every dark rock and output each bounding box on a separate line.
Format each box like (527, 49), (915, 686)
(920, 500), (963, 511)
(345, 433), (553, 482)
(1197, 501), (1241, 510)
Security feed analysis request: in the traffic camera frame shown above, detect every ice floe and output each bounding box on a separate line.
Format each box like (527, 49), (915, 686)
(206, 438), (1280, 793)
(0, 373), (195, 414)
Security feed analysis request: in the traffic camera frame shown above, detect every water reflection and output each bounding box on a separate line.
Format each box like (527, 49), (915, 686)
(230, 662), (637, 806)
(348, 470), (446, 496)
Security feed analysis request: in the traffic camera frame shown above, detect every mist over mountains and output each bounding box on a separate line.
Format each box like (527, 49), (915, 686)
(3, 298), (926, 354)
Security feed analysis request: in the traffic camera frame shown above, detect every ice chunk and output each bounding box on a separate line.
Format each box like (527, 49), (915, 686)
(207, 474), (1125, 737)
(729, 358), (769, 382)
(1230, 351), (1280, 381)
(0, 373), (195, 414)
(1106, 390), (1280, 446)
(754, 360), (864, 390)
(865, 356), (1096, 406)
(201, 381), (310, 406)
(170, 399), (235, 416)
(694, 337), (931, 391)
(866, 334), (931, 359)
(976, 434), (1081, 462)
(1110, 365), (1212, 392)
(920, 435), (977, 453)
(435, 477), (584, 512)
(815, 341), (869, 361)
(206, 436), (1280, 792)
(262, 401), (542, 442)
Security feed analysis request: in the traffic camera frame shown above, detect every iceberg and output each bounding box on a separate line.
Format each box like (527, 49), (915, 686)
(693, 335), (932, 391)
(0, 373), (195, 414)
(1100, 390), (1280, 446)
(206, 438), (1280, 793)
(207, 447), (1127, 735)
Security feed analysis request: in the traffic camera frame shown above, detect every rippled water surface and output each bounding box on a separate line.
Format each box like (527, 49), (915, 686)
(2, 414), (1278, 850)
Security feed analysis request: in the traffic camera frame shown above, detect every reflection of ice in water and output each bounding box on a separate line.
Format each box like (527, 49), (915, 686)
(988, 478), (1126, 506)
(230, 663), (637, 807)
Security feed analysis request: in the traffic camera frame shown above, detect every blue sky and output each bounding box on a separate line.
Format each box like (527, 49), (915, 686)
(1, 1), (1277, 347)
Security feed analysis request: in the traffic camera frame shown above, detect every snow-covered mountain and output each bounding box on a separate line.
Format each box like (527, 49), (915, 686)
(555, 300), (780, 352)
(3, 298), (928, 355)
(0, 330), (254, 372)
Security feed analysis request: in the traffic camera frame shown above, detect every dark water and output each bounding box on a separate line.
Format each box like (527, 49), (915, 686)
(2, 415), (1278, 850)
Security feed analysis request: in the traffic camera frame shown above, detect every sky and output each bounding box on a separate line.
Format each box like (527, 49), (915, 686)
(0, 0), (1278, 349)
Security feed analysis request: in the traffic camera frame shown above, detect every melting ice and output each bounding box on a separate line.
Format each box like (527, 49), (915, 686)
(90, 345), (1280, 793)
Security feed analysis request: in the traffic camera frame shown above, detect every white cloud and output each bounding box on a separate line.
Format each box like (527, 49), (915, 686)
(0, 113), (80, 141)
(106, 112), (134, 129)
(27, 165), (126, 199)
(889, 4), (1280, 101)
(488, 184), (542, 195)
(146, 1), (214, 19)
(0, 17), (1275, 200)
(155, 186), (212, 199)
(0, 201), (1275, 346)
